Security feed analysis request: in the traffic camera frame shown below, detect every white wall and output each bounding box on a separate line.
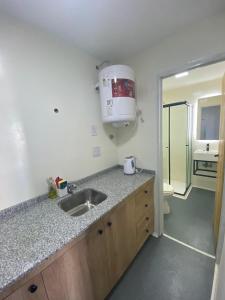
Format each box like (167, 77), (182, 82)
(0, 14), (118, 210)
(164, 79), (222, 191)
(117, 12), (225, 170)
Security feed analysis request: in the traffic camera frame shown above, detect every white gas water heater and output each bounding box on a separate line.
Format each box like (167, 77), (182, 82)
(98, 65), (136, 127)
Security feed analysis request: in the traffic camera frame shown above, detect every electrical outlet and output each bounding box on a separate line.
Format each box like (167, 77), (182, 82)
(93, 146), (101, 157)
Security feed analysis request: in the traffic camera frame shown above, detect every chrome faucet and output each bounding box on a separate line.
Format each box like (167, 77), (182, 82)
(67, 182), (77, 194)
(206, 143), (210, 152)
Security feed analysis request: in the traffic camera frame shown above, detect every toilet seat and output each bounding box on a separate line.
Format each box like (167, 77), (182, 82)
(163, 183), (174, 196)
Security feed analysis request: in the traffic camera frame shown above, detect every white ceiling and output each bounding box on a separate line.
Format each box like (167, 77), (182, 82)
(0, 0), (225, 61)
(163, 61), (225, 90)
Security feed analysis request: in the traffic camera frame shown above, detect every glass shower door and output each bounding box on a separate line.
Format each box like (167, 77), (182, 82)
(163, 102), (192, 196)
(170, 104), (189, 195)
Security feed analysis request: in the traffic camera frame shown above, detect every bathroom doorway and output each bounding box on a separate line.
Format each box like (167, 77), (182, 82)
(161, 61), (225, 256)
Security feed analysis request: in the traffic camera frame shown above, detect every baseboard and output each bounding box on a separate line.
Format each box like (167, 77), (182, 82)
(192, 185), (216, 192)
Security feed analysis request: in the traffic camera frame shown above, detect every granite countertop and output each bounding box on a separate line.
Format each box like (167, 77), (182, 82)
(0, 167), (154, 293)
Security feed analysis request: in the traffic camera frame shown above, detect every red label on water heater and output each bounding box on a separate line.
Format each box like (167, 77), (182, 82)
(111, 79), (135, 98)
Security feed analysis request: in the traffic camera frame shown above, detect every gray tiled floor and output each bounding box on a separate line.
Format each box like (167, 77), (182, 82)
(164, 187), (215, 255)
(107, 236), (215, 300)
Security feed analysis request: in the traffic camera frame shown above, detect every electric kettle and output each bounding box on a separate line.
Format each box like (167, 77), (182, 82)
(124, 156), (136, 175)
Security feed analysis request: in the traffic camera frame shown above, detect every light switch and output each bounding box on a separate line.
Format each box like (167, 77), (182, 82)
(91, 125), (97, 136)
(93, 146), (101, 157)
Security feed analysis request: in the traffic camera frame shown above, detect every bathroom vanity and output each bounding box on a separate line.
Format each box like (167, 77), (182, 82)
(193, 149), (218, 178)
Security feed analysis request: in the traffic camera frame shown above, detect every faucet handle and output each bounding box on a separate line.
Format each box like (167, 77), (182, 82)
(67, 182), (77, 193)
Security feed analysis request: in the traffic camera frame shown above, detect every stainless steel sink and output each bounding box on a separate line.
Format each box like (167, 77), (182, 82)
(58, 188), (107, 217)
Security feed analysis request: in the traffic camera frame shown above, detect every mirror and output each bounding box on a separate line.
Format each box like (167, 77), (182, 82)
(197, 95), (221, 140)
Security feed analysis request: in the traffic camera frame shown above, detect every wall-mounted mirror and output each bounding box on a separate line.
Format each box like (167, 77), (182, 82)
(197, 95), (221, 140)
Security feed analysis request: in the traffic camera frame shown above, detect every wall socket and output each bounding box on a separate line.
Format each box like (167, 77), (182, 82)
(92, 146), (101, 157)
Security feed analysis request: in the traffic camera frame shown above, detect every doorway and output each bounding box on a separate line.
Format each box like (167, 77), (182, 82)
(161, 61), (225, 256)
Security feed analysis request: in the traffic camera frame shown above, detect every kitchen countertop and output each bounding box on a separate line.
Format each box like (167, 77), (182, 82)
(0, 167), (154, 293)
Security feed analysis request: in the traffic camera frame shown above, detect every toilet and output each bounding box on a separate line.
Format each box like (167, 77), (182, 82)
(163, 183), (174, 214)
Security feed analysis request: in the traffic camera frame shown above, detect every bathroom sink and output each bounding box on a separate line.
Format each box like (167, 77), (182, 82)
(58, 188), (107, 217)
(193, 149), (218, 162)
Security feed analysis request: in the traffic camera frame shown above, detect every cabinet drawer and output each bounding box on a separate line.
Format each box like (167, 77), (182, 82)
(5, 274), (48, 300)
(135, 180), (154, 222)
(135, 194), (154, 222)
(136, 180), (154, 200)
(142, 205), (154, 223)
(136, 216), (154, 251)
(143, 180), (154, 195)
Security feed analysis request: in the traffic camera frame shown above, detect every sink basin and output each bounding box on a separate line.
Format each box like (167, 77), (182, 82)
(193, 149), (218, 162)
(58, 189), (107, 217)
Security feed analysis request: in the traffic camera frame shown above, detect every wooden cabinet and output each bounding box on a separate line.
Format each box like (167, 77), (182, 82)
(3, 178), (154, 300)
(5, 274), (48, 300)
(86, 194), (136, 299)
(42, 237), (94, 300)
(135, 180), (154, 251)
(86, 219), (110, 300)
(103, 195), (136, 289)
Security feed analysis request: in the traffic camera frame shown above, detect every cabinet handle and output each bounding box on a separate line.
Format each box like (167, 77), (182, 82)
(107, 222), (112, 227)
(144, 190), (148, 194)
(146, 229), (149, 233)
(146, 217), (149, 221)
(98, 229), (103, 235)
(145, 204), (148, 207)
(28, 284), (38, 293)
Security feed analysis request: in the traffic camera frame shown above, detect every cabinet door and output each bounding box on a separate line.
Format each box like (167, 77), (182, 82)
(103, 195), (136, 289)
(5, 274), (48, 300)
(42, 237), (94, 300)
(86, 219), (110, 300)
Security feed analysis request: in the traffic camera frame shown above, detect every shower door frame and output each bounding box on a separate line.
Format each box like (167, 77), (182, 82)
(163, 101), (191, 196)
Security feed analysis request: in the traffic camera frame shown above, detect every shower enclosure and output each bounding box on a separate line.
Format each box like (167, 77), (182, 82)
(163, 101), (192, 196)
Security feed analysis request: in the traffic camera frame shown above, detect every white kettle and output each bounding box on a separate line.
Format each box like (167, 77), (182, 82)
(124, 156), (136, 175)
